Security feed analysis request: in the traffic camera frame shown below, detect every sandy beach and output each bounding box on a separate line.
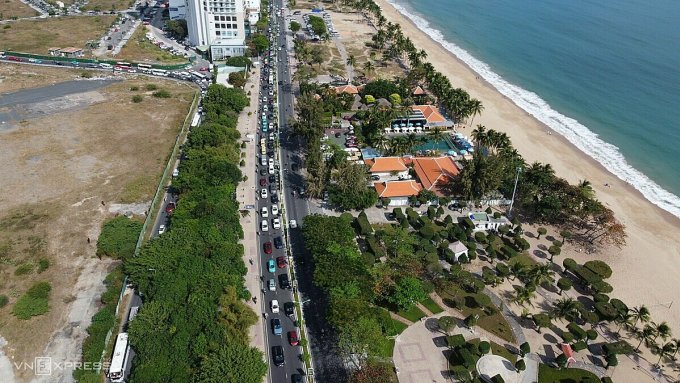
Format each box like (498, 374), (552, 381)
(372, 0), (680, 334)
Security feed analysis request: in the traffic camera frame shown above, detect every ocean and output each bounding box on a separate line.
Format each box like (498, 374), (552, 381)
(388, 0), (680, 218)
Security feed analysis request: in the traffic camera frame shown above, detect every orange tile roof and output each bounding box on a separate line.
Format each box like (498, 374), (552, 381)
(364, 157), (408, 173)
(334, 85), (359, 95)
(411, 105), (447, 123)
(374, 180), (422, 198)
(412, 86), (425, 95)
(412, 156), (460, 193)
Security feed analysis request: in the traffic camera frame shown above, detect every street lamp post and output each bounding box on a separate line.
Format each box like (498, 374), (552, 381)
(508, 166), (522, 218)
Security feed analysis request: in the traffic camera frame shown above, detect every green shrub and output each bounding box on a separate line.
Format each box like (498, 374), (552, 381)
(474, 231), (487, 244)
(130, 86), (140, 91)
(584, 260), (612, 279)
(593, 302), (618, 321)
(392, 208), (405, 222)
(561, 331), (575, 343)
(12, 282), (51, 319)
(563, 258), (578, 272)
(365, 236), (385, 258)
(446, 334), (466, 348)
(609, 299), (628, 315)
(602, 341), (634, 356)
(567, 322), (587, 340)
(592, 293), (609, 303)
(96, 216), (142, 260)
(153, 89), (172, 98)
(355, 211), (373, 235)
(591, 280), (613, 294)
(572, 341), (587, 352)
(145, 83), (158, 90)
(0, 295), (8, 308)
(586, 329), (598, 341)
(37, 258), (50, 273)
(479, 341), (491, 355)
(419, 225), (435, 239)
(132, 95), (143, 103)
(14, 263), (33, 276)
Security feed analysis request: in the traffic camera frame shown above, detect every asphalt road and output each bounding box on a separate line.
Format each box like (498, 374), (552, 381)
(271, 0), (349, 382)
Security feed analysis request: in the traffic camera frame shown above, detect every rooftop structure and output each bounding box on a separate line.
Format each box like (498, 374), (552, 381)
(467, 212), (510, 231)
(410, 105), (453, 128)
(365, 157), (408, 173)
(411, 156), (460, 194)
(374, 180), (422, 206)
(184, 0), (251, 59)
(334, 84), (361, 94)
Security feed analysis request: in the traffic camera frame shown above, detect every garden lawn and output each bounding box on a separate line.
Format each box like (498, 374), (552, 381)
(467, 338), (517, 363)
(420, 296), (444, 314)
(538, 363), (600, 383)
(397, 305), (426, 322)
(507, 253), (537, 268)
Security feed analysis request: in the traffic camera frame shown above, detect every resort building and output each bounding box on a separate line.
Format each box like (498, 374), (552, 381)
(334, 84), (361, 95)
(374, 180), (422, 206)
(365, 157), (409, 181)
(411, 156), (460, 195)
(448, 241), (468, 262)
(184, 0), (252, 59)
(410, 105), (454, 129)
(388, 105), (453, 133)
(467, 212), (510, 232)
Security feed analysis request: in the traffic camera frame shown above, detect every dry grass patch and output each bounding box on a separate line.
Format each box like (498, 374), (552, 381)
(109, 25), (188, 65)
(0, 15), (116, 55)
(0, 0), (40, 20)
(0, 64), (87, 93)
(0, 67), (196, 381)
(82, 0), (133, 12)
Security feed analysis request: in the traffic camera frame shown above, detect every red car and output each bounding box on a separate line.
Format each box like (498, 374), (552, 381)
(260, 177), (267, 186)
(263, 242), (273, 254)
(277, 256), (287, 268)
(199, 67), (210, 71)
(165, 202), (176, 214)
(288, 330), (299, 346)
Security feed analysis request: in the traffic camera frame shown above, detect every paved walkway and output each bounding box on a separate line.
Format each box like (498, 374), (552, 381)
(235, 68), (266, 359)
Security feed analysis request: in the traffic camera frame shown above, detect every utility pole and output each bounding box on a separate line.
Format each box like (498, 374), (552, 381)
(508, 166), (522, 217)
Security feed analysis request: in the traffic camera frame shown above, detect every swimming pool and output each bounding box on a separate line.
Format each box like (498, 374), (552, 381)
(414, 136), (455, 152)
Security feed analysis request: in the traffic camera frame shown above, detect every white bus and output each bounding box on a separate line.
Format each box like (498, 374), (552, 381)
(137, 63), (152, 70)
(151, 69), (168, 77)
(190, 112), (201, 129)
(108, 333), (130, 383)
(191, 71), (207, 81)
(128, 306), (139, 322)
(99, 63), (113, 69)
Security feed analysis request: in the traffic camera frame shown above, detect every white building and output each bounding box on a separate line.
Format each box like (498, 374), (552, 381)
(244, 0), (260, 29)
(185, 0), (249, 60)
(467, 212), (510, 232)
(169, 0), (187, 20)
(448, 241), (468, 262)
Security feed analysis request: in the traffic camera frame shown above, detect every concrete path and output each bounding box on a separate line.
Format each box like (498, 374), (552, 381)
(390, 312), (414, 326)
(235, 68), (266, 359)
(331, 35), (354, 82)
(416, 302), (433, 316)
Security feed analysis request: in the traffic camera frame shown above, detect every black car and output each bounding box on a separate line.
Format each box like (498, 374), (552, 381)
(284, 301), (295, 316)
(269, 183), (277, 193)
(260, 168), (267, 176)
(272, 345), (285, 366)
(291, 374), (303, 383)
(271, 194), (279, 204)
(279, 273), (290, 289)
(273, 236), (284, 249)
(269, 174), (276, 183)
(267, 141), (274, 149)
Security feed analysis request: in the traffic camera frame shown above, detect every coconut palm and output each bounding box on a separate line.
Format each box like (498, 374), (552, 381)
(346, 54), (356, 69)
(653, 321), (672, 342)
(635, 324), (658, 352)
(509, 262), (525, 281)
(671, 338), (680, 361)
(363, 61), (375, 76)
(428, 127), (445, 154)
(652, 342), (676, 366)
(614, 310), (633, 335)
(511, 285), (536, 308)
(551, 297), (581, 322)
(526, 264), (555, 288)
(466, 99), (484, 128)
(630, 305), (651, 329)
(471, 124), (488, 148)
(405, 133), (422, 154)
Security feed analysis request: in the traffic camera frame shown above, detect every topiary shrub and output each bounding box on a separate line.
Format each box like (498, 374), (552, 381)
(568, 322), (587, 341)
(563, 258), (578, 272)
(458, 254), (469, 263)
(591, 280), (614, 294)
(584, 260), (613, 279)
(474, 232), (487, 244)
(519, 342), (530, 357)
(479, 341), (491, 355)
(572, 341), (587, 352)
(610, 299), (628, 315)
(446, 334), (466, 348)
(586, 329), (598, 342)
(593, 293), (610, 303)
(355, 211), (373, 235)
(593, 302), (618, 322)
(561, 331), (575, 343)
(419, 225), (435, 239)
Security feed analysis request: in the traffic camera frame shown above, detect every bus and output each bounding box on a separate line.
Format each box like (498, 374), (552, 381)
(151, 69), (168, 77)
(190, 71), (207, 81)
(137, 63), (152, 70)
(190, 112), (201, 129)
(108, 333), (130, 383)
(116, 61), (132, 67)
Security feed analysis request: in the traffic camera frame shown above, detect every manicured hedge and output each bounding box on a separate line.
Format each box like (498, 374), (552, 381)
(567, 322), (587, 340)
(584, 260), (613, 279)
(356, 211), (373, 235)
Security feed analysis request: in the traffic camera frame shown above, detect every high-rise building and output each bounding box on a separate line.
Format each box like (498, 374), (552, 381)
(180, 0), (259, 60)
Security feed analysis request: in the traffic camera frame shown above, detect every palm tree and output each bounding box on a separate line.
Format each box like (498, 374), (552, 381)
(614, 310), (633, 335)
(471, 124), (488, 148)
(511, 285), (536, 308)
(405, 133), (421, 154)
(551, 298), (580, 322)
(363, 60), (375, 76)
(346, 54), (356, 69)
(466, 99), (484, 128)
(428, 127), (445, 154)
(509, 262), (525, 281)
(526, 264), (555, 288)
(653, 321), (672, 342)
(652, 342), (676, 366)
(671, 338), (680, 361)
(630, 305), (651, 329)
(635, 324), (658, 352)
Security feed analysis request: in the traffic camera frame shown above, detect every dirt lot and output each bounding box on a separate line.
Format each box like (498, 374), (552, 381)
(0, 15), (116, 55)
(106, 24), (188, 65)
(82, 0), (133, 12)
(0, 0), (39, 20)
(0, 65), (92, 94)
(0, 63), (196, 382)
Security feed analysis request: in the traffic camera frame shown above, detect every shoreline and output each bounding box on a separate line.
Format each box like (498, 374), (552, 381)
(372, 0), (680, 330)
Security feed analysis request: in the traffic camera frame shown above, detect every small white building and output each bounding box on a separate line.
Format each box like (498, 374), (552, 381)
(468, 212), (510, 232)
(448, 241), (468, 262)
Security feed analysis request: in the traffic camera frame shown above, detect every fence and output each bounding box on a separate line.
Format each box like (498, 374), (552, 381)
(2, 51), (190, 70)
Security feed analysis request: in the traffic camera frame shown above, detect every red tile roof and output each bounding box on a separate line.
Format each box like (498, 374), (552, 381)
(374, 180), (422, 198)
(412, 156), (460, 194)
(364, 157), (408, 173)
(412, 86), (425, 95)
(334, 85), (360, 94)
(411, 105), (447, 123)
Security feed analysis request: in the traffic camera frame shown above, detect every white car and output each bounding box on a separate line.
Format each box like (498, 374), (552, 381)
(271, 299), (279, 314)
(172, 168), (179, 177)
(271, 205), (279, 216)
(269, 165), (275, 174)
(262, 97), (268, 103)
(158, 224), (166, 234)
(268, 279), (276, 291)
(272, 218), (281, 230)
(261, 206), (269, 218)
(261, 188), (268, 198)
(263, 105), (268, 112)
(261, 220), (269, 232)
(268, 158), (275, 167)
(289, 219), (298, 229)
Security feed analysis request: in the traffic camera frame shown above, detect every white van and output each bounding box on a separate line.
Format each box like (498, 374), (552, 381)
(100, 63), (113, 69)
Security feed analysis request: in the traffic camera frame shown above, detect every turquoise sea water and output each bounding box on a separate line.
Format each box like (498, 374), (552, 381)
(389, 0), (680, 217)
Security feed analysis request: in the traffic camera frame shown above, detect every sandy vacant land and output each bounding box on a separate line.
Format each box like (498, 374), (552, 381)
(0, 65), (92, 93)
(0, 0), (39, 20)
(0, 64), (196, 382)
(107, 25), (188, 65)
(82, 0), (133, 12)
(0, 15), (115, 55)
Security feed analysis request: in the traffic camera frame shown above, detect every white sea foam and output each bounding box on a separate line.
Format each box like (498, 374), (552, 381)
(386, 0), (680, 219)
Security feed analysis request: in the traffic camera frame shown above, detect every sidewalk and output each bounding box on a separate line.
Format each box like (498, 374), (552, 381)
(235, 68), (266, 357)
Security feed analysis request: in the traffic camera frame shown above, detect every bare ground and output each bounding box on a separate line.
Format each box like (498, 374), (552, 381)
(0, 65), (196, 382)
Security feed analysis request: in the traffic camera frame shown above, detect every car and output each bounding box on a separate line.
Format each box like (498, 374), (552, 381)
(259, 177), (267, 186)
(261, 206), (269, 217)
(268, 278), (276, 291)
(288, 330), (299, 346)
(199, 67), (209, 71)
(158, 224), (166, 234)
(269, 174), (276, 183)
(271, 299), (280, 314)
(267, 259), (276, 272)
(291, 374), (303, 383)
(277, 256), (287, 268)
(284, 301), (295, 316)
(371, 174), (381, 180)
(262, 96), (268, 103)
(272, 218), (281, 230)
(335, 132), (341, 138)
(269, 183), (277, 193)
(165, 202), (176, 214)
(271, 205), (279, 216)
(260, 168), (267, 176)
(289, 219), (297, 228)
(261, 220), (269, 232)
(272, 345), (285, 366)
(269, 165), (275, 174)
(274, 236), (285, 250)
(271, 194), (279, 204)
(271, 318), (282, 335)
(279, 273), (291, 289)
(261, 188), (268, 198)
(264, 241), (273, 254)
